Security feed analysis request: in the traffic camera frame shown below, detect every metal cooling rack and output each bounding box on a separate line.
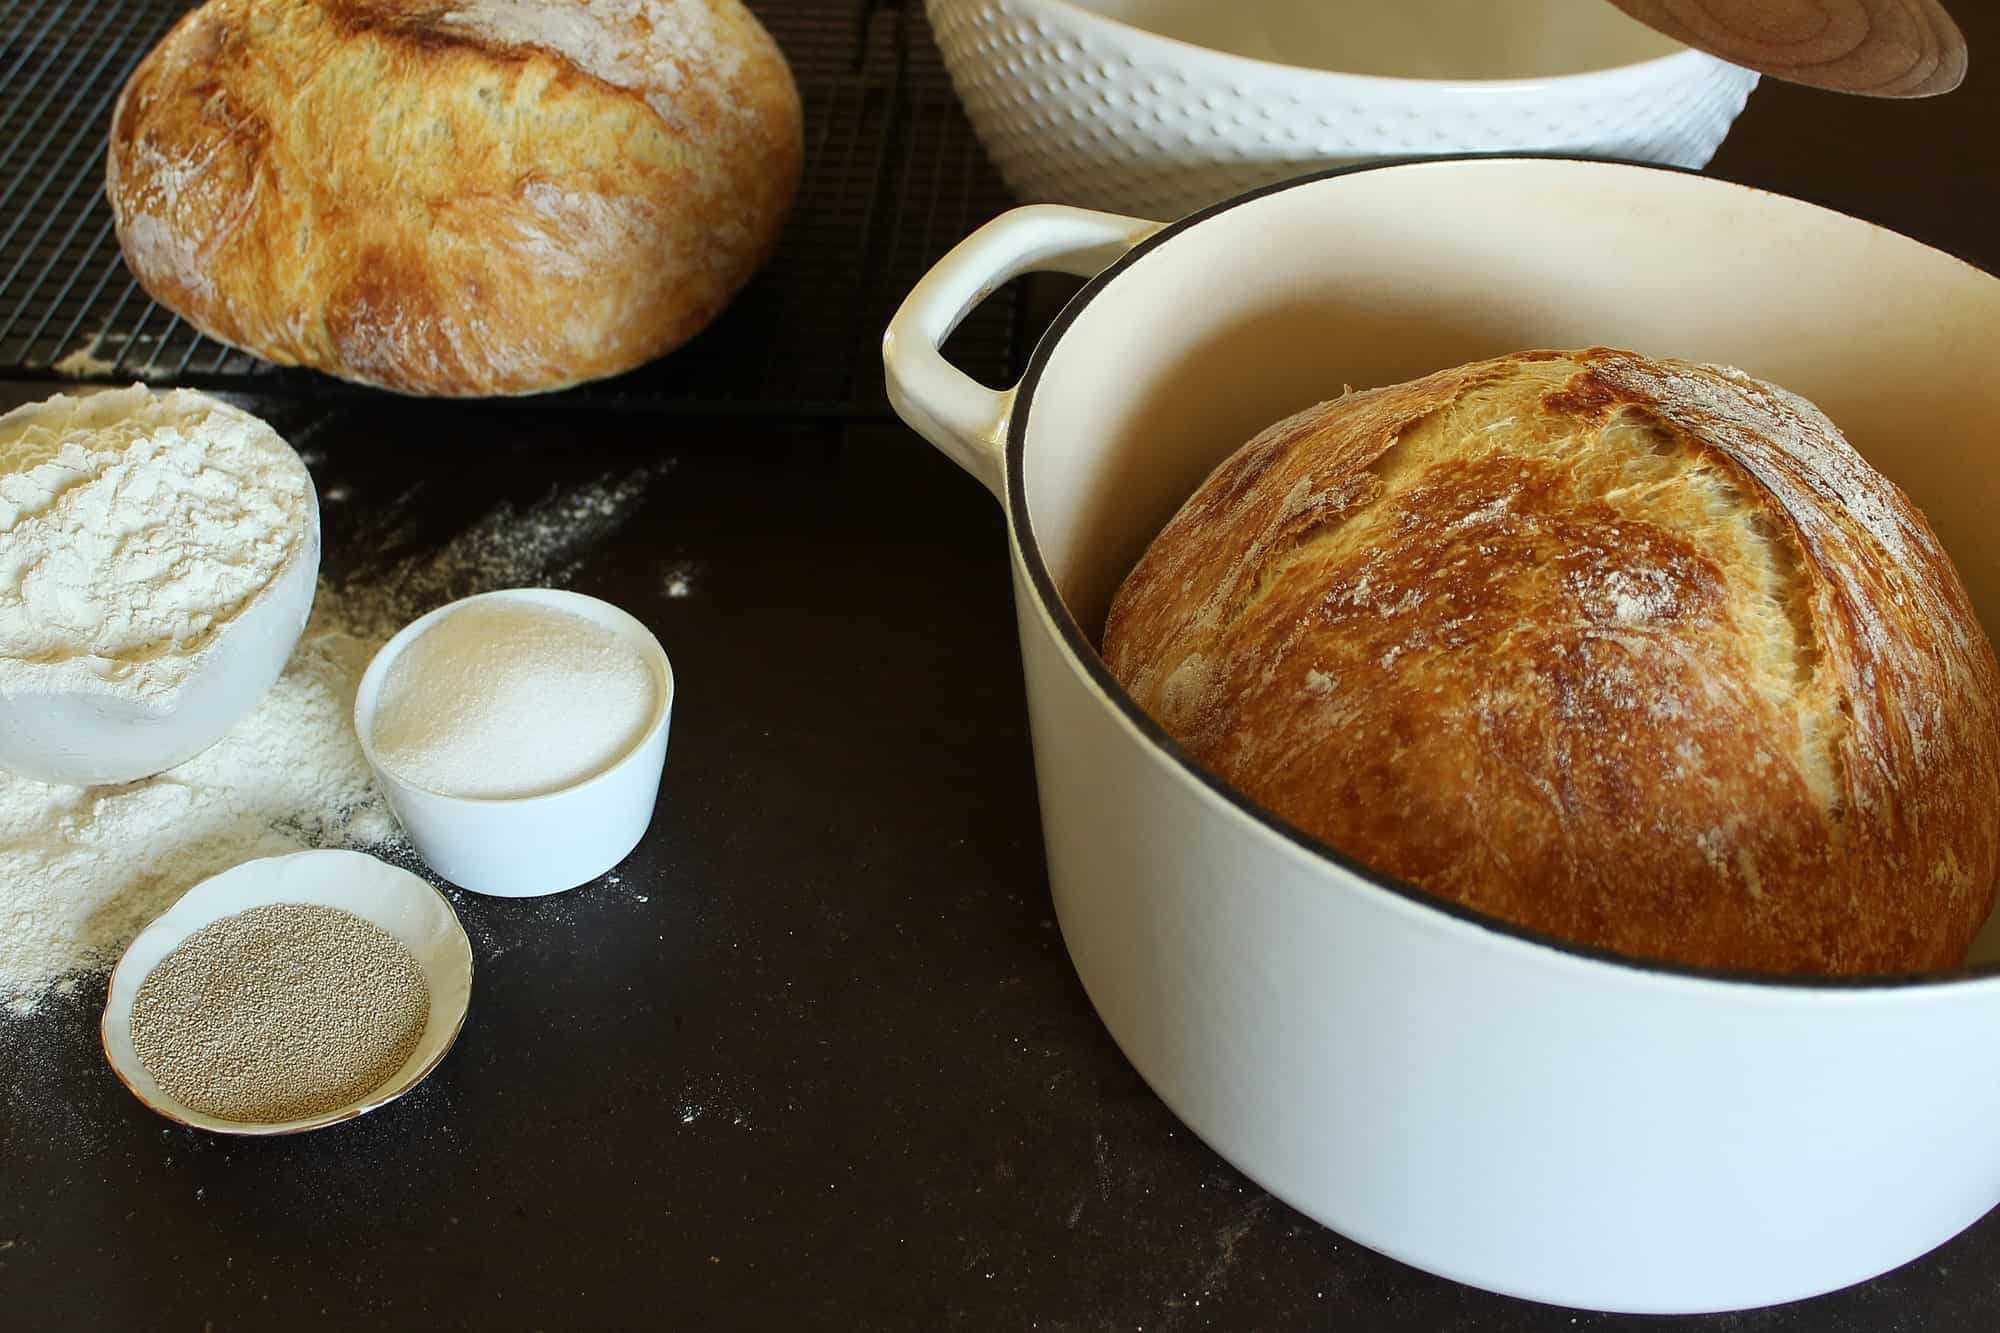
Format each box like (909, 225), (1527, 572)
(0, 0), (1021, 415)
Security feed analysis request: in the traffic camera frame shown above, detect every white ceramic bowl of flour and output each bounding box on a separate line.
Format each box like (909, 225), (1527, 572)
(0, 386), (319, 785)
(354, 588), (674, 897)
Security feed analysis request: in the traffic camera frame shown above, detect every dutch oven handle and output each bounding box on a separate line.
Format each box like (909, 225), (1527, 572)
(883, 205), (1161, 499)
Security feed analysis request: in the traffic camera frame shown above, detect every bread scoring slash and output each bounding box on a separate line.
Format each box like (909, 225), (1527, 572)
(106, 0), (803, 396)
(1103, 348), (2000, 976)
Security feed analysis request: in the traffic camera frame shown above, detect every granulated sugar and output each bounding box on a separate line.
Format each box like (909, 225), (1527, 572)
(130, 902), (429, 1124)
(0, 461), (667, 1013)
(372, 600), (657, 800)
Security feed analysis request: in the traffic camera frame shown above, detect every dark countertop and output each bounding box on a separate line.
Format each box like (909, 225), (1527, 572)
(4, 13), (1999, 1330)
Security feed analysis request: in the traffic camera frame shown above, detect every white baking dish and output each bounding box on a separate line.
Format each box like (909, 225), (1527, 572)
(926, 0), (1757, 217)
(881, 158), (2000, 1313)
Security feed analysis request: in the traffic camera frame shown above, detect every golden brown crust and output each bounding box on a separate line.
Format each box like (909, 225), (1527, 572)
(106, 0), (803, 396)
(1102, 348), (2000, 976)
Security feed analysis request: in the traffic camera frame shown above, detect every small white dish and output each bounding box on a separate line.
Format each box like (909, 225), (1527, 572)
(101, 848), (473, 1137)
(353, 588), (675, 898)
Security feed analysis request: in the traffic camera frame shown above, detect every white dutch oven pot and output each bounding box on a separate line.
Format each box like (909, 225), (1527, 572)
(882, 158), (2000, 1314)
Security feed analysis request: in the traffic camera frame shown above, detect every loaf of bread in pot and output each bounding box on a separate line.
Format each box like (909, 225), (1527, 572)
(106, 0), (803, 396)
(1102, 348), (2000, 975)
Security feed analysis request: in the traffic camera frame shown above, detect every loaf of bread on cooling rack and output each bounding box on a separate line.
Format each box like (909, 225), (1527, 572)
(106, 0), (802, 396)
(1102, 348), (2000, 976)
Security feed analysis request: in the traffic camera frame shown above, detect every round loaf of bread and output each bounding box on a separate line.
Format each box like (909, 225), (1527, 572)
(1102, 349), (2000, 975)
(106, 0), (803, 396)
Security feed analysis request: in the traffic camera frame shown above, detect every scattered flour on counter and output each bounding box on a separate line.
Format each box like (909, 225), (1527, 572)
(0, 459), (670, 1013)
(50, 336), (120, 379)
(674, 1072), (755, 1130)
(47, 333), (167, 381)
(662, 560), (696, 599)
(0, 595), (393, 1014)
(338, 460), (673, 640)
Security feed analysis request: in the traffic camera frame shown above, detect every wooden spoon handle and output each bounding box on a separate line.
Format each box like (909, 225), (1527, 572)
(1605, 0), (1967, 97)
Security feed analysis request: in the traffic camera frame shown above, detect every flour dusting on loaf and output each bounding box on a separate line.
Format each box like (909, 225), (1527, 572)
(441, 0), (751, 124)
(1102, 349), (2000, 975)
(107, 0), (803, 396)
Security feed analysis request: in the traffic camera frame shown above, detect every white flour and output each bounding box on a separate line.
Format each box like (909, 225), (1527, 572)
(0, 386), (311, 702)
(0, 461), (668, 1013)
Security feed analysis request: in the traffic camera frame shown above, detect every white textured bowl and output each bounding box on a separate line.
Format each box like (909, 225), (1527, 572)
(354, 588), (674, 898)
(927, 0), (1759, 218)
(0, 388), (320, 786)
(101, 849), (473, 1137)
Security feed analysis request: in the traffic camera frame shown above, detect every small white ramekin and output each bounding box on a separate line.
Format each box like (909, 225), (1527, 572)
(354, 588), (674, 897)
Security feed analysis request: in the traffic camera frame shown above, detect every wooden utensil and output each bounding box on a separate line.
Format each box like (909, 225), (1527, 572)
(1605, 0), (1966, 96)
